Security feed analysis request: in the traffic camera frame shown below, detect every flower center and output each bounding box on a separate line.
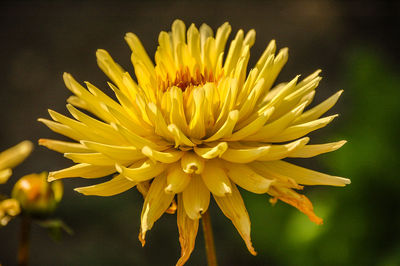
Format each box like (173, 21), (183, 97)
(157, 66), (219, 92)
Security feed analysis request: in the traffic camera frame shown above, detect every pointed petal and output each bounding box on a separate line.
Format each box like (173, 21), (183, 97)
(289, 140), (347, 158)
(257, 137), (310, 161)
(221, 145), (271, 163)
(205, 110), (239, 142)
(74, 174), (136, 196)
(48, 163), (116, 181)
(259, 160), (350, 186)
(213, 183), (257, 255)
(39, 139), (90, 153)
(176, 194), (199, 266)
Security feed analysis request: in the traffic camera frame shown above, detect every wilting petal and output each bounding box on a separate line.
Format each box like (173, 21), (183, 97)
(182, 174), (210, 219)
(201, 160), (232, 196)
(75, 174), (136, 196)
(139, 174), (174, 246)
(176, 194), (199, 266)
(268, 186), (323, 225)
(213, 183), (257, 255)
(223, 162), (274, 194)
(259, 160), (350, 186)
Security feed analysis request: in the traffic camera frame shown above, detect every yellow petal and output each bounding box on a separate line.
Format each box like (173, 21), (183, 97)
(75, 174), (136, 196)
(221, 145), (271, 163)
(0, 168), (12, 184)
(260, 160), (350, 186)
(48, 163), (116, 181)
(38, 118), (83, 142)
(64, 152), (122, 166)
(0, 141), (33, 170)
(165, 165), (191, 194)
(201, 160), (232, 196)
(223, 162), (274, 194)
(125, 32), (155, 75)
(176, 194), (199, 266)
(181, 152), (205, 174)
(257, 137), (310, 161)
(244, 101), (306, 141)
(81, 141), (144, 162)
(290, 140), (347, 158)
(116, 160), (167, 183)
(182, 174), (210, 219)
(266, 114), (338, 142)
(294, 90), (343, 124)
(139, 173), (174, 245)
(142, 146), (183, 164)
(194, 142), (228, 159)
(168, 124), (195, 148)
(205, 110), (239, 142)
(213, 183), (257, 255)
(228, 107), (274, 141)
(39, 139), (90, 153)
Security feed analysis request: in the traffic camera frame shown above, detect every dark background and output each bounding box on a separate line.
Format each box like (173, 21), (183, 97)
(1, 0), (399, 265)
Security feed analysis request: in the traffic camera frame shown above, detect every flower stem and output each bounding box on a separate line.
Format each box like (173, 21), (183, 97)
(202, 210), (218, 266)
(17, 215), (31, 266)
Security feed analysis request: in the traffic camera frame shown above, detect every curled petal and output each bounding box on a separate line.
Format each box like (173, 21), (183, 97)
(182, 174), (210, 219)
(165, 165), (191, 194)
(194, 142), (228, 159)
(201, 160), (232, 196)
(142, 146), (183, 163)
(116, 160), (167, 182)
(181, 152), (205, 174)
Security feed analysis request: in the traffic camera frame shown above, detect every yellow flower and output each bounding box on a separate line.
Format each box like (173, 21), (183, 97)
(0, 141), (33, 225)
(39, 20), (350, 264)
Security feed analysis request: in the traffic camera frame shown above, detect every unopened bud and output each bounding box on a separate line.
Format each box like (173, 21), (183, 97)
(12, 172), (63, 216)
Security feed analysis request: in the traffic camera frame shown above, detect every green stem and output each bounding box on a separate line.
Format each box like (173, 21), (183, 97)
(17, 215), (31, 266)
(202, 210), (218, 266)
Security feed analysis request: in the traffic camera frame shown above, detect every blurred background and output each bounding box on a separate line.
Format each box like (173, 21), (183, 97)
(0, 0), (399, 265)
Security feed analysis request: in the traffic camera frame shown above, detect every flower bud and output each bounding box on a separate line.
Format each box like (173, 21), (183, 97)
(12, 172), (63, 216)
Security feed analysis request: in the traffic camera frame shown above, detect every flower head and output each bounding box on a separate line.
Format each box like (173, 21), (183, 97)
(0, 141), (33, 225)
(39, 20), (350, 265)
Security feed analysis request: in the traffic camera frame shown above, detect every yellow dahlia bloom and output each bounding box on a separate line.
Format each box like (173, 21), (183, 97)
(0, 141), (33, 225)
(39, 20), (350, 264)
